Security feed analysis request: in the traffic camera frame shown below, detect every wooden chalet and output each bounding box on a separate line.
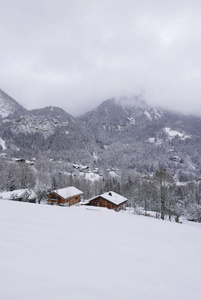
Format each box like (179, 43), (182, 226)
(86, 191), (127, 211)
(47, 186), (83, 206)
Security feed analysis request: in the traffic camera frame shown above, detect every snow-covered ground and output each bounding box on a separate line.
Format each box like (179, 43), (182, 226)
(0, 200), (201, 300)
(0, 189), (36, 201)
(164, 127), (191, 140)
(82, 171), (101, 181)
(0, 137), (6, 150)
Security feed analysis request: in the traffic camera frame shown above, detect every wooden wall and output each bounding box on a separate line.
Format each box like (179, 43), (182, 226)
(68, 195), (81, 206)
(89, 196), (127, 211)
(47, 192), (81, 206)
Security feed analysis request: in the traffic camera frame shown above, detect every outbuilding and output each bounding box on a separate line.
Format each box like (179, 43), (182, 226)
(0, 189), (36, 203)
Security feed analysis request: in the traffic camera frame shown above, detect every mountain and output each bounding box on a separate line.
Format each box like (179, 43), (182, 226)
(79, 97), (201, 178)
(0, 89), (97, 161)
(0, 88), (201, 179)
(0, 89), (26, 118)
(79, 97), (165, 144)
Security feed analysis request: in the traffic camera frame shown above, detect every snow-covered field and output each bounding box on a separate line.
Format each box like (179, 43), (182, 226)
(0, 200), (201, 300)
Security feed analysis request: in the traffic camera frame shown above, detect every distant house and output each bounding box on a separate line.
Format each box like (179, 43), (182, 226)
(13, 158), (26, 163)
(12, 158), (34, 165)
(86, 191), (127, 211)
(47, 186), (83, 206)
(0, 189), (36, 203)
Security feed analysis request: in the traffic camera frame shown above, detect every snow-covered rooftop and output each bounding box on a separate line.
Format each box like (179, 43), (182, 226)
(99, 191), (127, 205)
(53, 186), (83, 199)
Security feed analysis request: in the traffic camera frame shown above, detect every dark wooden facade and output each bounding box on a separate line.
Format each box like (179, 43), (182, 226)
(47, 192), (82, 206)
(88, 196), (127, 211)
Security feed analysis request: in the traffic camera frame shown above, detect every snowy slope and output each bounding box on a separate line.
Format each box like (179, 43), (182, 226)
(9, 115), (68, 138)
(0, 105), (97, 154)
(164, 127), (191, 140)
(0, 200), (201, 300)
(0, 89), (25, 118)
(0, 137), (6, 149)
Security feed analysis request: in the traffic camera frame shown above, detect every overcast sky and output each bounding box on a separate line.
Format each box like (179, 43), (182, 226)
(0, 0), (201, 116)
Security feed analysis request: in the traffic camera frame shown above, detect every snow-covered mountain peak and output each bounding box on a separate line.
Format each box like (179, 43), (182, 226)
(113, 96), (163, 121)
(0, 89), (25, 118)
(114, 95), (146, 108)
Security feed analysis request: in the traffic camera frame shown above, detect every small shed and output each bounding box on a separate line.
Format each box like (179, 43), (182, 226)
(47, 186), (83, 206)
(87, 191), (127, 211)
(0, 189), (36, 203)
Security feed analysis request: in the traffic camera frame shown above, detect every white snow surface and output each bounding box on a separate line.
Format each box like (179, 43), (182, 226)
(0, 94), (17, 117)
(0, 200), (201, 300)
(153, 108), (163, 119)
(127, 117), (135, 125)
(148, 137), (155, 143)
(82, 172), (101, 182)
(53, 186), (83, 198)
(144, 110), (152, 120)
(0, 137), (6, 150)
(93, 151), (98, 160)
(148, 137), (163, 145)
(164, 127), (190, 140)
(107, 170), (119, 178)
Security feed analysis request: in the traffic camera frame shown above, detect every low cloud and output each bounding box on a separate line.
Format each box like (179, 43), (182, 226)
(0, 0), (201, 116)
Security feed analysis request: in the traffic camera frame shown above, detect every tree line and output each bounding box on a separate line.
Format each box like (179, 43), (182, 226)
(0, 156), (200, 222)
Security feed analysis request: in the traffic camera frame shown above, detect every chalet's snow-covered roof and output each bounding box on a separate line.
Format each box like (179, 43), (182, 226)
(0, 189), (36, 200)
(53, 186), (83, 199)
(101, 191), (127, 205)
(90, 191), (127, 206)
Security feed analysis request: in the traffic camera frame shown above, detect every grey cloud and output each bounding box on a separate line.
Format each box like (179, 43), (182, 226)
(0, 0), (201, 116)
